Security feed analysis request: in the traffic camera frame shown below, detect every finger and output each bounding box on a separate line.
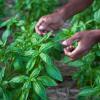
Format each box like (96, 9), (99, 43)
(35, 21), (44, 35)
(35, 17), (47, 34)
(41, 27), (53, 35)
(62, 39), (73, 47)
(64, 42), (89, 60)
(66, 45), (75, 52)
(35, 26), (43, 35)
(49, 24), (62, 31)
(62, 32), (81, 46)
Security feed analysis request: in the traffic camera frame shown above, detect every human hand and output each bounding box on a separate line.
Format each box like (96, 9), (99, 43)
(62, 30), (100, 60)
(35, 12), (64, 35)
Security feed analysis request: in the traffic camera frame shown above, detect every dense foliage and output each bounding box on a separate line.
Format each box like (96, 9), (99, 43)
(0, 0), (100, 100)
(0, 0), (63, 100)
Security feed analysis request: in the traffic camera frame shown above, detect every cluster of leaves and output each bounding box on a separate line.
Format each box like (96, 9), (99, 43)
(14, 0), (58, 23)
(0, 0), (64, 100)
(0, 0), (100, 99)
(60, 0), (100, 99)
(0, 0), (5, 21)
(0, 22), (63, 99)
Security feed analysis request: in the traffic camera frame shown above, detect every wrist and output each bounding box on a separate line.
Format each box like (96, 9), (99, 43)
(57, 4), (73, 21)
(92, 30), (100, 43)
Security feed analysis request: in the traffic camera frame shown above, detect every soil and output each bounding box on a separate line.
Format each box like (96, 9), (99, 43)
(47, 61), (79, 100)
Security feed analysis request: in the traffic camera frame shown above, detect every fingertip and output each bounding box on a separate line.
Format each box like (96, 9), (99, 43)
(62, 40), (67, 46)
(35, 26), (43, 35)
(64, 48), (69, 55)
(39, 26), (45, 31)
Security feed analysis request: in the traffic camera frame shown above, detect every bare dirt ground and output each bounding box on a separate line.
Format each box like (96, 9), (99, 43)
(47, 61), (79, 100)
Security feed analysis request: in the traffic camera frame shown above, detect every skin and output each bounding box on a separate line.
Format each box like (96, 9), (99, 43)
(62, 30), (100, 60)
(35, 0), (100, 60)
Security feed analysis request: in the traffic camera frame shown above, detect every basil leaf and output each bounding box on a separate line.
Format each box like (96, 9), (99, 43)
(33, 81), (47, 100)
(38, 76), (57, 86)
(2, 29), (11, 44)
(30, 65), (42, 78)
(39, 42), (54, 52)
(40, 53), (53, 65)
(45, 65), (63, 81)
(20, 89), (29, 100)
(9, 75), (28, 83)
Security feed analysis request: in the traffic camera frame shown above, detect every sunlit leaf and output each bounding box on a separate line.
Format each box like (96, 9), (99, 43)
(33, 81), (47, 100)
(38, 76), (57, 86)
(9, 75), (28, 83)
(45, 65), (63, 81)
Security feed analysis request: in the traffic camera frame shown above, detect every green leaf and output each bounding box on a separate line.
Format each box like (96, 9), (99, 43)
(26, 56), (36, 72)
(2, 29), (11, 44)
(68, 60), (84, 67)
(0, 40), (3, 46)
(20, 89), (29, 100)
(30, 65), (42, 78)
(40, 53), (53, 65)
(0, 87), (3, 98)
(39, 42), (54, 52)
(27, 59), (36, 72)
(79, 21), (86, 31)
(9, 75), (28, 83)
(83, 52), (95, 64)
(94, 9), (100, 23)
(61, 56), (71, 64)
(0, 67), (5, 81)
(38, 76), (57, 86)
(40, 32), (52, 42)
(13, 58), (23, 70)
(2, 89), (12, 100)
(24, 50), (39, 57)
(45, 65), (63, 81)
(96, 51), (100, 57)
(33, 81), (47, 100)
(78, 87), (100, 97)
(0, 19), (10, 27)
(3, 92), (10, 100)
(22, 82), (31, 90)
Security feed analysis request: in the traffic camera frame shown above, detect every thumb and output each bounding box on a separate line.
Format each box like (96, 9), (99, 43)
(62, 32), (81, 46)
(39, 21), (50, 32)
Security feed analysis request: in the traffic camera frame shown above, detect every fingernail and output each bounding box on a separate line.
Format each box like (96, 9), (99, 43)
(39, 26), (44, 30)
(62, 41), (67, 45)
